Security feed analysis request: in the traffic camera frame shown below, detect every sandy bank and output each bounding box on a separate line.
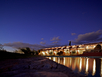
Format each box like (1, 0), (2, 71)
(0, 57), (87, 77)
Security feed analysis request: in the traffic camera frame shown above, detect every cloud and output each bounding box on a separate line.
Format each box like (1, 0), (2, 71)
(50, 36), (61, 45)
(50, 36), (60, 41)
(3, 36), (62, 51)
(41, 38), (44, 40)
(52, 41), (59, 44)
(3, 36), (63, 51)
(46, 44), (61, 48)
(3, 42), (46, 50)
(71, 33), (76, 35)
(3, 42), (62, 51)
(72, 30), (102, 44)
(40, 41), (46, 45)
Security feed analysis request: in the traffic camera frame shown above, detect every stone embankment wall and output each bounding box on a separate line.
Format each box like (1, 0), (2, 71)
(0, 57), (87, 77)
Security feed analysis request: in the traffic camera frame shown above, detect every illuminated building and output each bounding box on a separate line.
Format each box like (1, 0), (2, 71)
(40, 42), (102, 56)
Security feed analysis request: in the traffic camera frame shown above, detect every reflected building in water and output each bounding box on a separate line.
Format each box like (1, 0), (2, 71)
(47, 57), (102, 77)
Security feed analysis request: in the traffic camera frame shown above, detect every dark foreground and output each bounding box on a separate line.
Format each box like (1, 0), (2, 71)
(0, 51), (87, 77)
(0, 56), (87, 77)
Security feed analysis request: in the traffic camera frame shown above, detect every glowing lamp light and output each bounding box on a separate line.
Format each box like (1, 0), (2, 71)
(53, 57), (55, 61)
(77, 50), (79, 52)
(92, 59), (96, 76)
(46, 51), (48, 54)
(54, 51), (56, 54)
(85, 58), (89, 74)
(64, 50), (66, 53)
(93, 46), (96, 48)
(79, 45), (81, 47)
(42, 52), (45, 55)
(64, 57), (65, 65)
(79, 58), (82, 72)
(86, 46), (89, 49)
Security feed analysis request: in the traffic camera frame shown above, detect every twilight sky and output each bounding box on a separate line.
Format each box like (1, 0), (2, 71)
(0, 0), (102, 51)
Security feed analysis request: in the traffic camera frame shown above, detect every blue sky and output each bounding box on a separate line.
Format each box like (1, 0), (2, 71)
(0, 0), (102, 52)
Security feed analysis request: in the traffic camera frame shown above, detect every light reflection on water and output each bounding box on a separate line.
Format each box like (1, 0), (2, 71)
(47, 57), (102, 77)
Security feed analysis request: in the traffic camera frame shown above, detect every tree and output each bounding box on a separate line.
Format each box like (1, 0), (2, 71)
(69, 41), (71, 46)
(20, 47), (31, 54)
(20, 47), (40, 55)
(0, 44), (4, 50)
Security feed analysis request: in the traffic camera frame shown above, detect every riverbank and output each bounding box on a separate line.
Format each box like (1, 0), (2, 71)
(0, 56), (87, 77)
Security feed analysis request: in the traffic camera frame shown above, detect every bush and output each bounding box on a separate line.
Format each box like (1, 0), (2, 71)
(20, 47), (39, 55)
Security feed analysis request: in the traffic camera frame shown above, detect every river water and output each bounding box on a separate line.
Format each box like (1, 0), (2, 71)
(47, 57), (102, 77)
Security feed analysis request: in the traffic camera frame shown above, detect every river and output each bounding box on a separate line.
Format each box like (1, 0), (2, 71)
(47, 57), (102, 77)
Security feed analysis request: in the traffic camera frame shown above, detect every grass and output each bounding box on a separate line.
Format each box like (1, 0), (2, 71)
(0, 50), (40, 61)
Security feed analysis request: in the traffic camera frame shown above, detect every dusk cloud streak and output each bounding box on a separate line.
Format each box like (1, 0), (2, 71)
(50, 36), (61, 45)
(71, 33), (76, 35)
(3, 42), (46, 50)
(72, 30), (102, 44)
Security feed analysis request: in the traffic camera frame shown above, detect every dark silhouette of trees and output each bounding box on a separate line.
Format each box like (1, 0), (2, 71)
(69, 41), (71, 46)
(20, 47), (39, 55)
(0, 44), (4, 50)
(20, 47), (31, 54)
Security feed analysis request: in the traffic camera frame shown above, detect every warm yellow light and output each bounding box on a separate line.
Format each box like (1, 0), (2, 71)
(79, 58), (82, 72)
(70, 58), (72, 66)
(49, 57), (51, 59)
(100, 58), (102, 77)
(58, 57), (60, 63)
(93, 46), (96, 48)
(77, 50), (79, 52)
(67, 46), (69, 48)
(79, 45), (81, 47)
(53, 57), (56, 61)
(92, 59), (96, 76)
(63, 57), (65, 65)
(64, 50), (66, 53)
(85, 58), (89, 74)
(42, 52), (45, 55)
(54, 51), (57, 54)
(86, 46), (89, 49)
(72, 45), (75, 48)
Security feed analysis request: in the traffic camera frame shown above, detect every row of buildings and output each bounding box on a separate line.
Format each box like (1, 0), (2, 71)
(39, 42), (102, 56)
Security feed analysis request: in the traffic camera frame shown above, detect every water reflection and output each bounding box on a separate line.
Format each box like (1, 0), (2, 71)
(79, 58), (82, 72)
(47, 57), (101, 77)
(92, 59), (96, 76)
(86, 58), (89, 74)
(100, 58), (102, 77)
